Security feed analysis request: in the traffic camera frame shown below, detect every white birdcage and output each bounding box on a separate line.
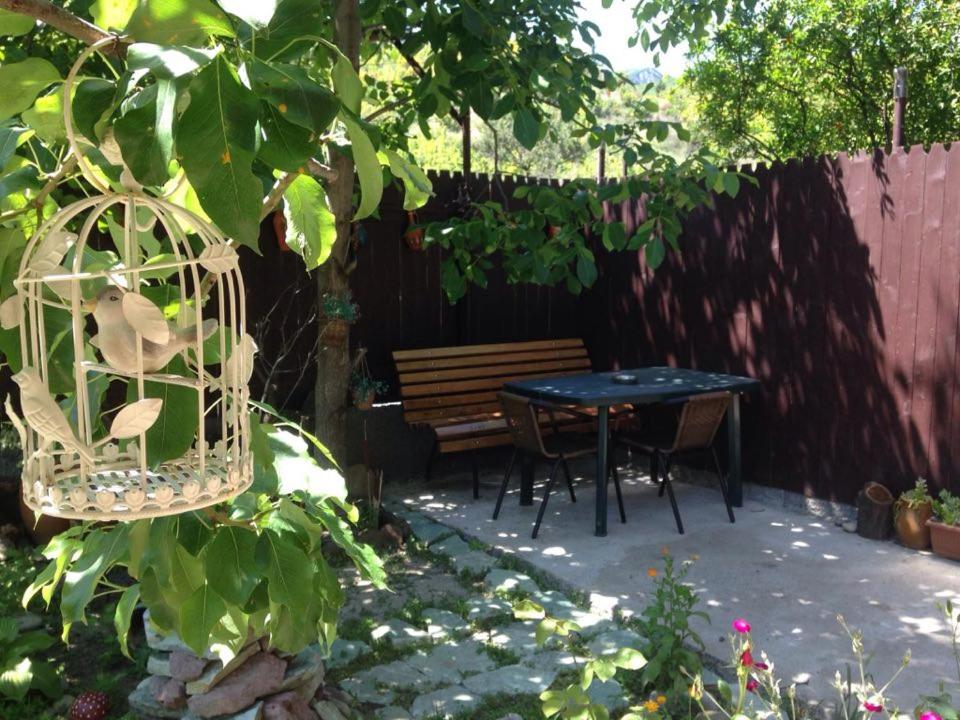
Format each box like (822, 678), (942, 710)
(1, 39), (255, 520)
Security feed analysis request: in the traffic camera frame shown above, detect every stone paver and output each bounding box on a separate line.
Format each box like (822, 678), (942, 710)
(405, 640), (497, 682)
(376, 706), (413, 720)
(432, 535), (472, 558)
(404, 515), (456, 546)
(423, 608), (470, 639)
(432, 535), (495, 576)
(409, 685), (480, 720)
(588, 679), (629, 710)
(326, 639), (370, 669)
(371, 619), (430, 647)
(586, 627), (644, 658)
(464, 597), (513, 622)
(462, 664), (558, 696)
(339, 675), (395, 706)
(354, 658), (436, 692)
(484, 569), (539, 596)
(474, 621), (559, 656)
(531, 590), (609, 634)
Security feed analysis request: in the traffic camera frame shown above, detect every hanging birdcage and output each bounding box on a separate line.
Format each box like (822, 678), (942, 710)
(1, 39), (255, 520)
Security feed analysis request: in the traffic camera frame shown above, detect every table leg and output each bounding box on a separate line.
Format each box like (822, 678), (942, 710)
(520, 454), (535, 506)
(727, 394), (743, 507)
(596, 406), (609, 537)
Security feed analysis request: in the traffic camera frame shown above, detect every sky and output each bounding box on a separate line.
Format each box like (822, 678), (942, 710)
(575, 0), (690, 77)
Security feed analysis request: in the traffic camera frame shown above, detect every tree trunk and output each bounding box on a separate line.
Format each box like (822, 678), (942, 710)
(315, 0), (360, 465)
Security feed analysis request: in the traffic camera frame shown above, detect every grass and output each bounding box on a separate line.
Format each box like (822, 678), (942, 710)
(478, 642), (522, 667)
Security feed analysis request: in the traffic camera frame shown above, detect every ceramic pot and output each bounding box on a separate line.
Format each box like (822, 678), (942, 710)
(928, 519), (960, 561)
(895, 502), (933, 550)
(353, 388), (376, 411)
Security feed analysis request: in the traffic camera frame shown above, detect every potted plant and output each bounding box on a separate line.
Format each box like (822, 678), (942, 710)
(929, 490), (960, 561)
(320, 292), (359, 345)
(351, 372), (387, 410)
(894, 478), (934, 550)
(403, 210), (425, 251)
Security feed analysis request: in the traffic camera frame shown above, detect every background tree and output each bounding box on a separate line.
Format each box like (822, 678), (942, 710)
(676, 0), (960, 160)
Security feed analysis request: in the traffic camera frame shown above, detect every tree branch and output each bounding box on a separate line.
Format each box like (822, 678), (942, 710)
(0, 154), (79, 223)
(0, 0), (128, 55)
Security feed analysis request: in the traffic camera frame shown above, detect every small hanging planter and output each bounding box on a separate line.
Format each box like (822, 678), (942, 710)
(403, 211), (425, 251)
(320, 292), (359, 347)
(273, 210), (290, 252)
(350, 348), (386, 411)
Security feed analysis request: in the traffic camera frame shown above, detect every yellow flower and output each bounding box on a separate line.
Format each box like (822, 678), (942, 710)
(647, 568), (658, 578)
(644, 700), (660, 712)
(656, 695), (667, 705)
(661, 546), (671, 556)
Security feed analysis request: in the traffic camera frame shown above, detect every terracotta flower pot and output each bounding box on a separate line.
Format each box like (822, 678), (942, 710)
(895, 502), (933, 550)
(928, 519), (960, 561)
(19, 494), (71, 546)
(353, 388), (376, 411)
(323, 318), (350, 346)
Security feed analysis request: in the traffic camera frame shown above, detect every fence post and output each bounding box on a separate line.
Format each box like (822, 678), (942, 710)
(597, 143), (606, 183)
(892, 66), (908, 148)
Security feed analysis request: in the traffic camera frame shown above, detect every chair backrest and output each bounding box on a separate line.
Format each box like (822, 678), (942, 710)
(499, 392), (548, 456)
(672, 391), (731, 451)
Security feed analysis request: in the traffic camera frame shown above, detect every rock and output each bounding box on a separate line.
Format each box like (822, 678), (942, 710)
(325, 639), (369, 670)
(15, 613), (42, 632)
(353, 658), (434, 692)
(464, 597), (512, 622)
(171, 650), (209, 682)
(338, 675), (395, 706)
(128, 676), (185, 719)
(586, 628), (644, 658)
(405, 640), (496, 682)
(402, 515), (455, 546)
(423, 609), (469, 639)
(186, 641), (262, 695)
(144, 611), (197, 655)
(409, 686), (479, 720)
(462, 664), (558, 696)
(474, 622), (557, 656)
(842, 520), (857, 533)
(375, 707), (412, 720)
(313, 699), (349, 720)
(279, 645), (325, 700)
(147, 653), (172, 678)
(483, 570), (539, 596)
(263, 691), (318, 720)
(157, 678), (187, 710)
(183, 701), (264, 720)
(529, 591), (608, 634)
(187, 651), (287, 718)
(370, 619), (429, 647)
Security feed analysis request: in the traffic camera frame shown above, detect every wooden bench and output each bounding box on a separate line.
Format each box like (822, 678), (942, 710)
(392, 339), (598, 497)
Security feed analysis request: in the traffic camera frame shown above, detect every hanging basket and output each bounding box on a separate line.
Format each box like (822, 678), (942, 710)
(1, 39), (255, 521)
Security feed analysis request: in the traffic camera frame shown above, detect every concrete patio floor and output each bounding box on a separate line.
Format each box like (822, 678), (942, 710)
(389, 459), (960, 707)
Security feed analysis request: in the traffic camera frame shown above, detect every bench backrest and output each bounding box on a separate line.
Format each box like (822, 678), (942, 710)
(392, 339), (591, 425)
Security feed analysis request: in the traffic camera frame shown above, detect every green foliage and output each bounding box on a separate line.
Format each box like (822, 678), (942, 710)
(679, 0), (960, 160)
(0, 617), (60, 702)
(895, 477), (933, 517)
(283, 173), (336, 268)
(320, 292), (359, 322)
(933, 490), (960, 527)
(513, 599), (646, 720)
(630, 553), (706, 699)
(350, 371), (387, 397)
(24, 421), (386, 658)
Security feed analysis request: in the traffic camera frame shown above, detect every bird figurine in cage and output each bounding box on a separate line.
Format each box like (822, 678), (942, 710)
(0, 39), (257, 521)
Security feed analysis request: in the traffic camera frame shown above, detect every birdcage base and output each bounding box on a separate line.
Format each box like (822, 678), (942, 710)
(22, 456), (253, 521)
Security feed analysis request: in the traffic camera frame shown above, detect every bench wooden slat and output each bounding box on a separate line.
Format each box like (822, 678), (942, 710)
(392, 338), (583, 362)
(438, 421), (595, 453)
(399, 357), (591, 384)
(395, 347), (588, 372)
(402, 390), (500, 412)
(399, 369), (584, 398)
(404, 402), (504, 424)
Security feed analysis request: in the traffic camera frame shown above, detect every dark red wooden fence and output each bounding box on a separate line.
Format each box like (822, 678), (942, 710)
(342, 145), (960, 503)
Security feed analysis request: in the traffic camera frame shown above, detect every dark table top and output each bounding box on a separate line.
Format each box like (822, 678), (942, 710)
(504, 366), (761, 407)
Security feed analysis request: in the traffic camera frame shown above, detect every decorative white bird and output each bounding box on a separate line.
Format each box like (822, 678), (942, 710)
(12, 369), (96, 464)
(83, 285), (218, 373)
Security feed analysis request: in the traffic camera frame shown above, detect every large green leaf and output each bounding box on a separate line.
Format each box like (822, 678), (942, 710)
(21, 86), (66, 144)
(255, 529), (313, 614)
(331, 55), (363, 114)
(114, 80), (177, 186)
(0, 126), (31, 170)
(384, 149), (432, 211)
(179, 584), (226, 654)
(282, 174), (335, 269)
(218, 0), (277, 29)
(0, 658), (33, 701)
(126, 0), (235, 44)
(266, 428), (347, 502)
(178, 56), (261, 249)
(61, 525), (130, 629)
(512, 107), (540, 150)
(339, 111), (381, 220)
(311, 503), (386, 588)
(252, 0), (324, 59)
(203, 526), (259, 606)
(127, 43), (219, 79)
(0, 59), (60, 122)
(249, 60), (339, 134)
(114, 584), (141, 659)
(71, 78), (116, 142)
(0, 9), (34, 36)
(90, 0), (137, 30)
(257, 103), (315, 171)
(126, 357), (199, 467)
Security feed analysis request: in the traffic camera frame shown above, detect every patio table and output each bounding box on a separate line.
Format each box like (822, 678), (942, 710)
(504, 366), (761, 536)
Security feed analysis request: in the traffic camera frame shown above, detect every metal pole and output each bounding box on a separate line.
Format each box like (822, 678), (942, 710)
(892, 66), (908, 148)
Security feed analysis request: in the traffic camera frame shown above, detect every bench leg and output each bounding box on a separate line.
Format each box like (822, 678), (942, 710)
(424, 436), (439, 482)
(471, 449), (479, 499)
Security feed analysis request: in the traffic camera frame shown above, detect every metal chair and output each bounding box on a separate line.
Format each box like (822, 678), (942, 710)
(493, 392), (626, 538)
(616, 391), (735, 534)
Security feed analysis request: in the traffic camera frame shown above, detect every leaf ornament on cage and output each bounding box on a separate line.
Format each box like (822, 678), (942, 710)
(6, 38), (254, 521)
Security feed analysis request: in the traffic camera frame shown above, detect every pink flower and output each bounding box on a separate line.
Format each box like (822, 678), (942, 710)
(754, 661), (769, 670)
(740, 649), (754, 667)
(732, 618), (752, 634)
(746, 678), (759, 692)
(863, 702), (883, 713)
(919, 713), (941, 720)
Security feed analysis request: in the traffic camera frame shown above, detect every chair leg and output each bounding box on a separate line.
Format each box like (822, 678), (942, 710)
(711, 447), (736, 524)
(533, 458), (562, 539)
(609, 460), (626, 523)
(661, 454), (684, 535)
(493, 449), (518, 520)
(656, 452), (666, 498)
(471, 449), (479, 500)
(560, 455), (576, 503)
